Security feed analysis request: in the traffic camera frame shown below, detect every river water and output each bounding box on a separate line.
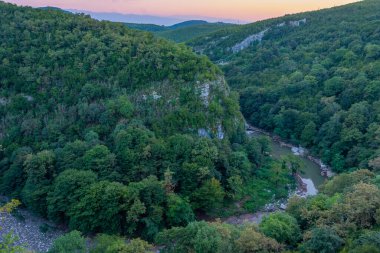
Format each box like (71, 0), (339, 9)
(223, 128), (327, 225)
(247, 127), (326, 196)
(269, 139), (325, 195)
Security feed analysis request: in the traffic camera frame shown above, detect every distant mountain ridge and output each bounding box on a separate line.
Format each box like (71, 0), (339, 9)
(155, 22), (236, 42)
(125, 20), (237, 43)
(124, 20), (217, 32)
(170, 20), (209, 29)
(38, 6), (70, 13)
(65, 9), (241, 26)
(36, 6), (237, 43)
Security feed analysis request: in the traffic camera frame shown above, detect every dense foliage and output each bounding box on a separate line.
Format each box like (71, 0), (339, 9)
(4, 0), (380, 252)
(154, 169), (380, 252)
(0, 1), (293, 245)
(155, 22), (235, 43)
(190, 0), (380, 172)
(48, 231), (154, 253)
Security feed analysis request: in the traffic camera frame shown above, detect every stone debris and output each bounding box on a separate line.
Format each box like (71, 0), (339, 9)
(0, 207), (64, 252)
(224, 212), (268, 225)
(291, 146), (306, 156)
(301, 178), (318, 196)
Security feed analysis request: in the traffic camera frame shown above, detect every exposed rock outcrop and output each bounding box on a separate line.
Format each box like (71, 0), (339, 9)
(231, 29), (269, 53)
(289, 18), (307, 27)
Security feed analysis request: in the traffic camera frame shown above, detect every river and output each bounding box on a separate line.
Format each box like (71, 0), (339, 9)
(268, 135), (325, 195)
(246, 125), (328, 195)
(223, 126), (329, 225)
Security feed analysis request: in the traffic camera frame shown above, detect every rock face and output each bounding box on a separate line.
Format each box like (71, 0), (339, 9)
(197, 124), (225, 140)
(199, 82), (210, 106)
(230, 18), (307, 53)
(231, 29), (269, 53)
(217, 124), (224, 140)
(289, 18), (307, 27)
(192, 17), (308, 58)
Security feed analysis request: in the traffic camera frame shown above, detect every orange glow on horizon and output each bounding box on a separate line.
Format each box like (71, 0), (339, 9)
(4, 0), (360, 22)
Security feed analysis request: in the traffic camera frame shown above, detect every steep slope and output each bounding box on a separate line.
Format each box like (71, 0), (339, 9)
(0, 1), (291, 244)
(190, 0), (380, 172)
(0, 2), (244, 145)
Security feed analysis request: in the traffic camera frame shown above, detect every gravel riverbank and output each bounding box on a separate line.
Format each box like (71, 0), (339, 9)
(0, 203), (64, 252)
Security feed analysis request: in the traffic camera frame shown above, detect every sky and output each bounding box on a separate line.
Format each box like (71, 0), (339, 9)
(5, 0), (360, 23)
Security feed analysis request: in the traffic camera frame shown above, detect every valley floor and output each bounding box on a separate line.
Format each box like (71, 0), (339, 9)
(0, 200), (64, 252)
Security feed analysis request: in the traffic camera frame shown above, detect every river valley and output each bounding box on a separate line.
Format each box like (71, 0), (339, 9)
(0, 125), (334, 251)
(223, 125), (332, 225)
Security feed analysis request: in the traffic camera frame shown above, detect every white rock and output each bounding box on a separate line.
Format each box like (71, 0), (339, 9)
(199, 83), (210, 106)
(289, 18), (307, 27)
(23, 95), (34, 101)
(198, 128), (210, 138)
(217, 124), (224, 140)
(231, 29), (269, 53)
(152, 91), (161, 100)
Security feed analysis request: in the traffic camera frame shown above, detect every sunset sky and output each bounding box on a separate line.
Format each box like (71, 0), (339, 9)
(5, 0), (360, 22)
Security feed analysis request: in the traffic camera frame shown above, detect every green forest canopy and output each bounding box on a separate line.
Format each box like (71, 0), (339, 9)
(0, 0), (292, 245)
(125, 20), (236, 43)
(189, 0), (380, 173)
(1, 0), (380, 252)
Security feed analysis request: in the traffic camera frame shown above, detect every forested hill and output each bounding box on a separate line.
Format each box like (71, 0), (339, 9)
(125, 20), (236, 43)
(156, 22), (235, 43)
(0, 1), (246, 145)
(0, 1), (290, 246)
(190, 0), (380, 173)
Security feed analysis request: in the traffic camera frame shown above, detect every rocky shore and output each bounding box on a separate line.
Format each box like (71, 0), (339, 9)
(0, 197), (64, 252)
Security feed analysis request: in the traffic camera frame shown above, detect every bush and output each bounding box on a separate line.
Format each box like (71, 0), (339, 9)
(49, 231), (86, 253)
